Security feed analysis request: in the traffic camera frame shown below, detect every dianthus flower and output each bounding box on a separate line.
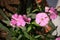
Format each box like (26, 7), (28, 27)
(35, 13), (49, 26)
(10, 14), (26, 27)
(55, 37), (60, 40)
(10, 14), (31, 27)
(23, 15), (31, 24)
(45, 7), (58, 20)
(49, 7), (58, 20)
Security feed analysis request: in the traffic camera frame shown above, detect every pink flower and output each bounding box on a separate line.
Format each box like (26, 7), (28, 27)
(49, 7), (58, 20)
(10, 19), (16, 27)
(10, 14), (26, 27)
(23, 15), (31, 24)
(45, 7), (58, 20)
(49, 7), (56, 12)
(45, 7), (49, 12)
(16, 15), (26, 27)
(55, 37), (60, 40)
(49, 11), (57, 20)
(10, 14), (31, 27)
(35, 13), (49, 26)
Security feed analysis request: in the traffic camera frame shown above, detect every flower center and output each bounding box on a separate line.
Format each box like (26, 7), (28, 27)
(41, 18), (44, 20)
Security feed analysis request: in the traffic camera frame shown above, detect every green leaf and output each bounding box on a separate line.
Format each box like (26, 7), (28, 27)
(21, 27), (35, 40)
(2, 20), (10, 25)
(17, 35), (23, 40)
(27, 13), (36, 19)
(0, 23), (9, 32)
(31, 21), (40, 27)
(32, 9), (39, 13)
(0, 8), (9, 20)
(27, 26), (32, 32)
(35, 35), (41, 38)
(20, 27), (30, 39)
(24, 32), (36, 40)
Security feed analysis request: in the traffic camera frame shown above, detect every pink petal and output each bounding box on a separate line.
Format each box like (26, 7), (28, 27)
(55, 37), (60, 40)
(45, 7), (49, 12)
(12, 14), (18, 20)
(23, 15), (31, 23)
(10, 19), (16, 27)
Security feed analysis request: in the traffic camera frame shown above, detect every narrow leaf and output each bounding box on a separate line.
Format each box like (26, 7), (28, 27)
(0, 8), (9, 20)
(27, 26), (32, 32)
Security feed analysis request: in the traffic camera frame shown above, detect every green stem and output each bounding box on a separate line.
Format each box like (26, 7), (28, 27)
(21, 27), (35, 40)
(35, 0), (42, 11)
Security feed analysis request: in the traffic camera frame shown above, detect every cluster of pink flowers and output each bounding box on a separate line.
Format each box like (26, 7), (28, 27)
(10, 14), (31, 27)
(10, 7), (58, 27)
(45, 7), (58, 20)
(35, 7), (58, 26)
